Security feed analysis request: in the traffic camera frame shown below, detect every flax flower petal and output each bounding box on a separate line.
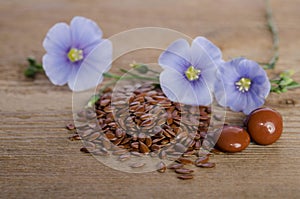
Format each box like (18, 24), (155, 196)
(159, 39), (191, 73)
(68, 39), (112, 91)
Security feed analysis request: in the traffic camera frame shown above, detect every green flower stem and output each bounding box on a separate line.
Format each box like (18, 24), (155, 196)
(86, 95), (100, 108)
(119, 69), (159, 81)
(103, 71), (158, 81)
(147, 68), (160, 74)
(263, 1), (300, 93)
(286, 84), (300, 90)
(102, 72), (122, 79)
(264, 0), (279, 70)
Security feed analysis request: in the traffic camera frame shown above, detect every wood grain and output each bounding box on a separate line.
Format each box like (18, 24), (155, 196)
(0, 0), (300, 198)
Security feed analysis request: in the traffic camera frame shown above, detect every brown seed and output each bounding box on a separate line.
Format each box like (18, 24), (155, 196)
(162, 130), (172, 138)
(86, 111), (97, 119)
(139, 141), (150, 153)
(79, 129), (94, 137)
(100, 147), (109, 154)
(146, 90), (157, 96)
(105, 132), (116, 140)
(158, 101), (172, 108)
(134, 105), (145, 113)
(102, 138), (112, 149)
(68, 134), (82, 141)
(183, 150), (196, 157)
(115, 128), (124, 138)
(80, 147), (94, 153)
(100, 99), (110, 106)
(168, 163), (184, 169)
(112, 149), (128, 155)
(177, 174), (194, 180)
(196, 162), (216, 168)
(167, 118), (173, 125)
(152, 137), (165, 144)
(140, 119), (153, 127)
(92, 150), (108, 156)
(103, 106), (113, 113)
(194, 141), (201, 150)
(159, 150), (167, 159)
(131, 142), (139, 149)
(134, 96), (145, 103)
(177, 157), (194, 165)
(157, 118), (166, 126)
(195, 156), (209, 165)
(118, 153), (131, 161)
(84, 141), (95, 148)
(121, 137), (132, 145)
(160, 139), (170, 145)
(134, 112), (145, 117)
(151, 144), (161, 151)
(138, 133), (146, 142)
(165, 129), (176, 137)
(113, 137), (124, 146)
(130, 162), (145, 168)
(132, 134), (138, 141)
(131, 151), (143, 157)
(150, 106), (163, 115)
(175, 168), (194, 174)
(174, 143), (187, 153)
(153, 95), (167, 101)
(86, 132), (100, 141)
(156, 161), (167, 173)
(66, 123), (76, 130)
(152, 126), (162, 134)
(145, 136), (152, 147)
(108, 122), (118, 128)
(176, 131), (188, 140)
(128, 96), (135, 104)
(130, 101), (140, 107)
(140, 113), (153, 120)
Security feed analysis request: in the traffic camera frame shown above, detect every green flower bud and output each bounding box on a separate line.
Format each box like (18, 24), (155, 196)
(131, 63), (149, 74)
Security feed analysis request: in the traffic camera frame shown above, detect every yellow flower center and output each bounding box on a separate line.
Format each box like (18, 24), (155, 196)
(185, 66), (201, 81)
(235, 77), (252, 92)
(67, 48), (83, 62)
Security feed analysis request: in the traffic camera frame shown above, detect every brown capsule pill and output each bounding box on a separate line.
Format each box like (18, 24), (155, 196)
(216, 126), (250, 153)
(246, 107), (283, 145)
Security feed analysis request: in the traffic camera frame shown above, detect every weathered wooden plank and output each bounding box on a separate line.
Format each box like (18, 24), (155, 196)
(1, 0), (300, 198)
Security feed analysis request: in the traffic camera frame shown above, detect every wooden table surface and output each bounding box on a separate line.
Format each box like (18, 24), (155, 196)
(1, 0), (300, 198)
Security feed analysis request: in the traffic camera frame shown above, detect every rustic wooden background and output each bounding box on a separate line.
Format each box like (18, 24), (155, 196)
(1, 0), (299, 198)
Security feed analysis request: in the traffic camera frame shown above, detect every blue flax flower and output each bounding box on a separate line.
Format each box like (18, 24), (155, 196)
(215, 58), (271, 115)
(158, 37), (223, 106)
(43, 16), (112, 91)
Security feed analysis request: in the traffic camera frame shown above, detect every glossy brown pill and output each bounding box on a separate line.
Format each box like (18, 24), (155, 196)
(216, 126), (250, 152)
(246, 107), (283, 145)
